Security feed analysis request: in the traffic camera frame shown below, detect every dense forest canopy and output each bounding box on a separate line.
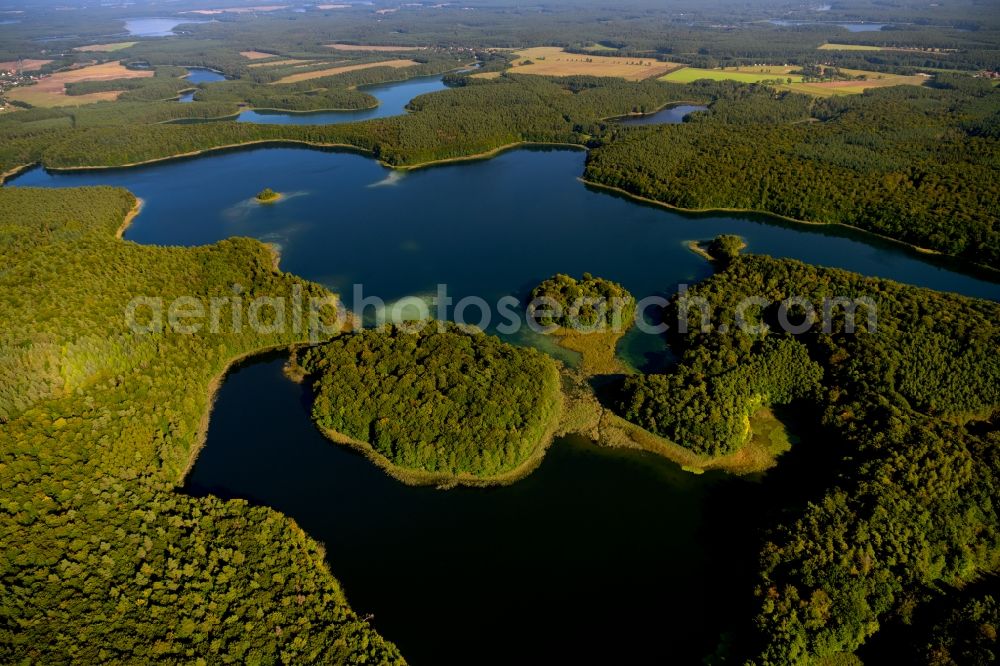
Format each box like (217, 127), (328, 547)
(300, 324), (562, 480)
(0, 187), (401, 663)
(2, 0), (999, 662)
(529, 273), (636, 330)
(610, 240), (1000, 661)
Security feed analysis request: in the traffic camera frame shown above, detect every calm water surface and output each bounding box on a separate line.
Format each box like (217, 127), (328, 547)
(9, 146), (999, 663)
(124, 17), (208, 37)
(615, 104), (709, 126)
(179, 68), (226, 103)
(235, 74), (449, 124)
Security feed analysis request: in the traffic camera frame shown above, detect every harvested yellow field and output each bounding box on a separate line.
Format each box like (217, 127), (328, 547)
(723, 65), (800, 74)
(0, 59), (53, 73)
(6, 61), (153, 107)
(326, 43), (425, 52)
(509, 47), (681, 81)
(74, 42), (137, 52)
(470, 71), (502, 79)
(240, 50), (277, 60)
(273, 59), (418, 84)
(818, 43), (883, 51)
(777, 69), (928, 96)
(187, 5), (288, 14)
(249, 59), (317, 68)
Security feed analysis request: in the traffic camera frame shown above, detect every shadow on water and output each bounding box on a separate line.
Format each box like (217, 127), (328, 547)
(9, 144), (1000, 662)
(184, 354), (838, 665)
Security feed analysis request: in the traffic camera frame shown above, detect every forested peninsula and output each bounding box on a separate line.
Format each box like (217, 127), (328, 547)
(609, 238), (1000, 662)
(0, 187), (401, 663)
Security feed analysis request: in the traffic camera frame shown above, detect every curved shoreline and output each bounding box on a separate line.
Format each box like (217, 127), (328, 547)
(115, 196), (144, 238)
(600, 99), (709, 122)
(312, 364), (565, 489)
(579, 178), (1000, 279)
(4, 139), (997, 278)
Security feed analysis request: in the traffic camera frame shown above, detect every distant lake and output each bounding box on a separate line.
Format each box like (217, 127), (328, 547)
(184, 67), (226, 84)
(769, 19), (888, 31)
(9, 146), (999, 664)
(178, 67), (226, 102)
(614, 103), (708, 126)
(236, 74), (450, 124)
(124, 17), (209, 37)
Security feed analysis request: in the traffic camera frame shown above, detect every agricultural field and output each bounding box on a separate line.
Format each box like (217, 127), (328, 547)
(0, 59), (53, 73)
(249, 58), (318, 68)
(778, 67), (930, 96)
(185, 5), (289, 14)
(817, 43), (883, 51)
(326, 43), (425, 52)
(239, 50), (277, 60)
(509, 47), (681, 81)
(73, 42), (137, 52)
(6, 61), (153, 106)
(661, 66), (803, 84)
(662, 65), (928, 96)
(272, 59), (419, 84)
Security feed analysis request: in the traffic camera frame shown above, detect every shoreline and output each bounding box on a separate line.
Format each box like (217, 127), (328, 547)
(579, 178), (1000, 277)
(0, 161), (39, 185)
(599, 99), (709, 122)
(115, 196), (144, 238)
(177, 342), (310, 486)
(5, 138), (997, 277)
(313, 364), (565, 489)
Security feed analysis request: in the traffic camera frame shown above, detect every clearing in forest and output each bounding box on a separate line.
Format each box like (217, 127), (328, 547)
(74, 42), (137, 52)
(326, 43), (424, 52)
(272, 59), (419, 84)
(6, 61), (153, 106)
(0, 59), (53, 72)
(509, 47), (682, 81)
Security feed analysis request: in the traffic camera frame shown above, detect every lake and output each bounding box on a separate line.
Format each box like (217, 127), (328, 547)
(769, 19), (888, 31)
(179, 67), (227, 102)
(614, 104), (708, 126)
(124, 17), (209, 37)
(234, 74), (449, 124)
(8, 146), (999, 664)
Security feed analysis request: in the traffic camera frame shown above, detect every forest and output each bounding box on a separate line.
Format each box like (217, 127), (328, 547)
(611, 237), (1000, 662)
(2, 68), (998, 267)
(586, 78), (1000, 267)
(299, 324), (562, 480)
(0, 187), (401, 663)
(529, 272), (636, 330)
(2, 1), (999, 663)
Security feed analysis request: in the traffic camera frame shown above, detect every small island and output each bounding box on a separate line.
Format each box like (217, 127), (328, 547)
(529, 273), (636, 375)
(254, 187), (283, 204)
(296, 323), (562, 486)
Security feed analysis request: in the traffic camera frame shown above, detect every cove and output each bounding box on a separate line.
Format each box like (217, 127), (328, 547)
(185, 353), (835, 665)
(235, 74), (449, 124)
(614, 104), (708, 126)
(123, 17), (209, 37)
(8, 146), (1000, 662)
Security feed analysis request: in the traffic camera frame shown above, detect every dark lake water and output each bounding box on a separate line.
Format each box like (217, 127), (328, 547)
(9, 146), (999, 664)
(614, 104), (708, 126)
(234, 74), (449, 124)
